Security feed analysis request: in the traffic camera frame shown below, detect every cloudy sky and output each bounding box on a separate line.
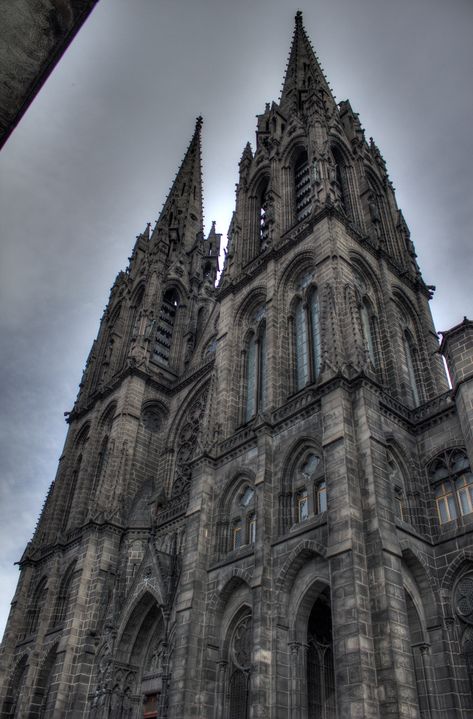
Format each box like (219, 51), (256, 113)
(0, 0), (472, 637)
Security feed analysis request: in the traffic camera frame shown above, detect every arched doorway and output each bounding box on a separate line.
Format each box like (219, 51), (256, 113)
(90, 592), (168, 719)
(307, 593), (336, 717)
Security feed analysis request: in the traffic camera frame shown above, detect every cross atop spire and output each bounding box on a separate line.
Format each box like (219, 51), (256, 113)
(279, 11), (335, 115)
(156, 116), (204, 252)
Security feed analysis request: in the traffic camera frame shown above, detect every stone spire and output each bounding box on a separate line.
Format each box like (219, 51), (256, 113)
(155, 116), (204, 253)
(279, 11), (336, 115)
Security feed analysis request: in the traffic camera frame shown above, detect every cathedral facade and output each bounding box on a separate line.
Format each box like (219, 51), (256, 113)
(1, 12), (473, 719)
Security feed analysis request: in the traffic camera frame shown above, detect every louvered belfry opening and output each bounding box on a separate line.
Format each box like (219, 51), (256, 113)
(295, 152), (312, 222)
(153, 289), (179, 366)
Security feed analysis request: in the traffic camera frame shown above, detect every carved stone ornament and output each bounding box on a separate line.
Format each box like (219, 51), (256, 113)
(455, 574), (473, 624)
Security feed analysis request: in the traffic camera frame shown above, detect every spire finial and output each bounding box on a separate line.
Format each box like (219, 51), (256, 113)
(279, 12), (337, 115)
(195, 115), (203, 131)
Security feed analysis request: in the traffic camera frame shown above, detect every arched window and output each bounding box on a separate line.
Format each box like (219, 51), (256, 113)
(227, 484), (256, 553)
(307, 593), (336, 717)
(387, 452), (407, 522)
(353, 270), (382, 374)
(293, 272), (321, 391)
(93, 435), (109, 495)
(227, 613), (252, 719)
(294, 151), (312, 222)
(280, 450), (325, 533)
(258, 179), (269, 248)
(332, 146), (351, 218)
(28, 645), (58, 719)
(360, 298), (377, 367)
(1, 655), (27, 718)
(404, 330), (421, 406)
(244, 306), (267, 422)
(62, 453), (82, 531)
(405, 591), (430, 714)
(153, 288), (179, 366)
(130, 285), (145, 339)
(429, 448), (473, 524)
(50, 563), (76, 628)
(27, 577), (47, 636)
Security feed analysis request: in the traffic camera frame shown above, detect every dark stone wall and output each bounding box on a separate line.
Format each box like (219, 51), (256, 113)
(0, 0), (99, 148)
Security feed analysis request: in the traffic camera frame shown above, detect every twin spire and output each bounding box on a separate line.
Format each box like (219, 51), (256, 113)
(156, 13), (330, 246)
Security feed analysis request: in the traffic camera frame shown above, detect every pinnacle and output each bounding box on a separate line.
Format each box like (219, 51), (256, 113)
(156, 117), (204, 248)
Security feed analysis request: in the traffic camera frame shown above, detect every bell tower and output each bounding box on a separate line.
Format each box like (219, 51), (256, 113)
(2, 12), (473, 719)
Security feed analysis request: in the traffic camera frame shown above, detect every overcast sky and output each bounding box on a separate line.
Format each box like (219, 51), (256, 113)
(0, 0), (472, 638)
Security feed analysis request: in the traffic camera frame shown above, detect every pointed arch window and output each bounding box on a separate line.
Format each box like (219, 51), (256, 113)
(279, 450), (325, 533)
(244, 306), (267, 422)
(429, 449), (473, 524)
(62, 453), (82, 531)
(387, 452), (407, 522)
(258, 179), (270, 248)
(294, 151), (312, 222)
(50, 563), (76, 628)
(131, 285), (145, 339)
(226, 483), (256, 554)
(331, 146), (352, 218)
(360, 298), (377, 367)
(153, 288), (179, 366)
(93, 435), (109, 495)
(27, 577), (47, 636)
(307, 595), (336, 718)
(227, 613), (252, 719)
(293, 273), (321, 391)
(404, 330), (421, 406)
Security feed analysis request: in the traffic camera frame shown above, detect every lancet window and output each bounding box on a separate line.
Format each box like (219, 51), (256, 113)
(229, 484), (256, 552)
(404, 330), (421, 406)
(50, 562), (76, 628)
(227, 612), (252, 719)
(387, 451), (407, 522)
(244, 306), (267, 422)
(1, 655), (27, 718)
(331, 145), (351, 218)
(294, 151), (312, 222)
(429, 448), (473, 524)
(130, 285), (145, 339)
(153, 288), (179, 366)
(353, 271), (381, 372)
(27, 577), (47, 636)
(258, 179), (270, 248)
(404, 591), (430, 714)
(280, 449), (325, 534)
(292, 271), (321, 391)
(307, 594), (336, 718)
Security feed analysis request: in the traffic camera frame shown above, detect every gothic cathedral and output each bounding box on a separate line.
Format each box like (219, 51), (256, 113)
(2, 12), (473, 719)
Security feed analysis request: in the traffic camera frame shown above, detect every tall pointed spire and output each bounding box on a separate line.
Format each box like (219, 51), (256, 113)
(156, 116), (204, 252)
(279, 11), (335, 115)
